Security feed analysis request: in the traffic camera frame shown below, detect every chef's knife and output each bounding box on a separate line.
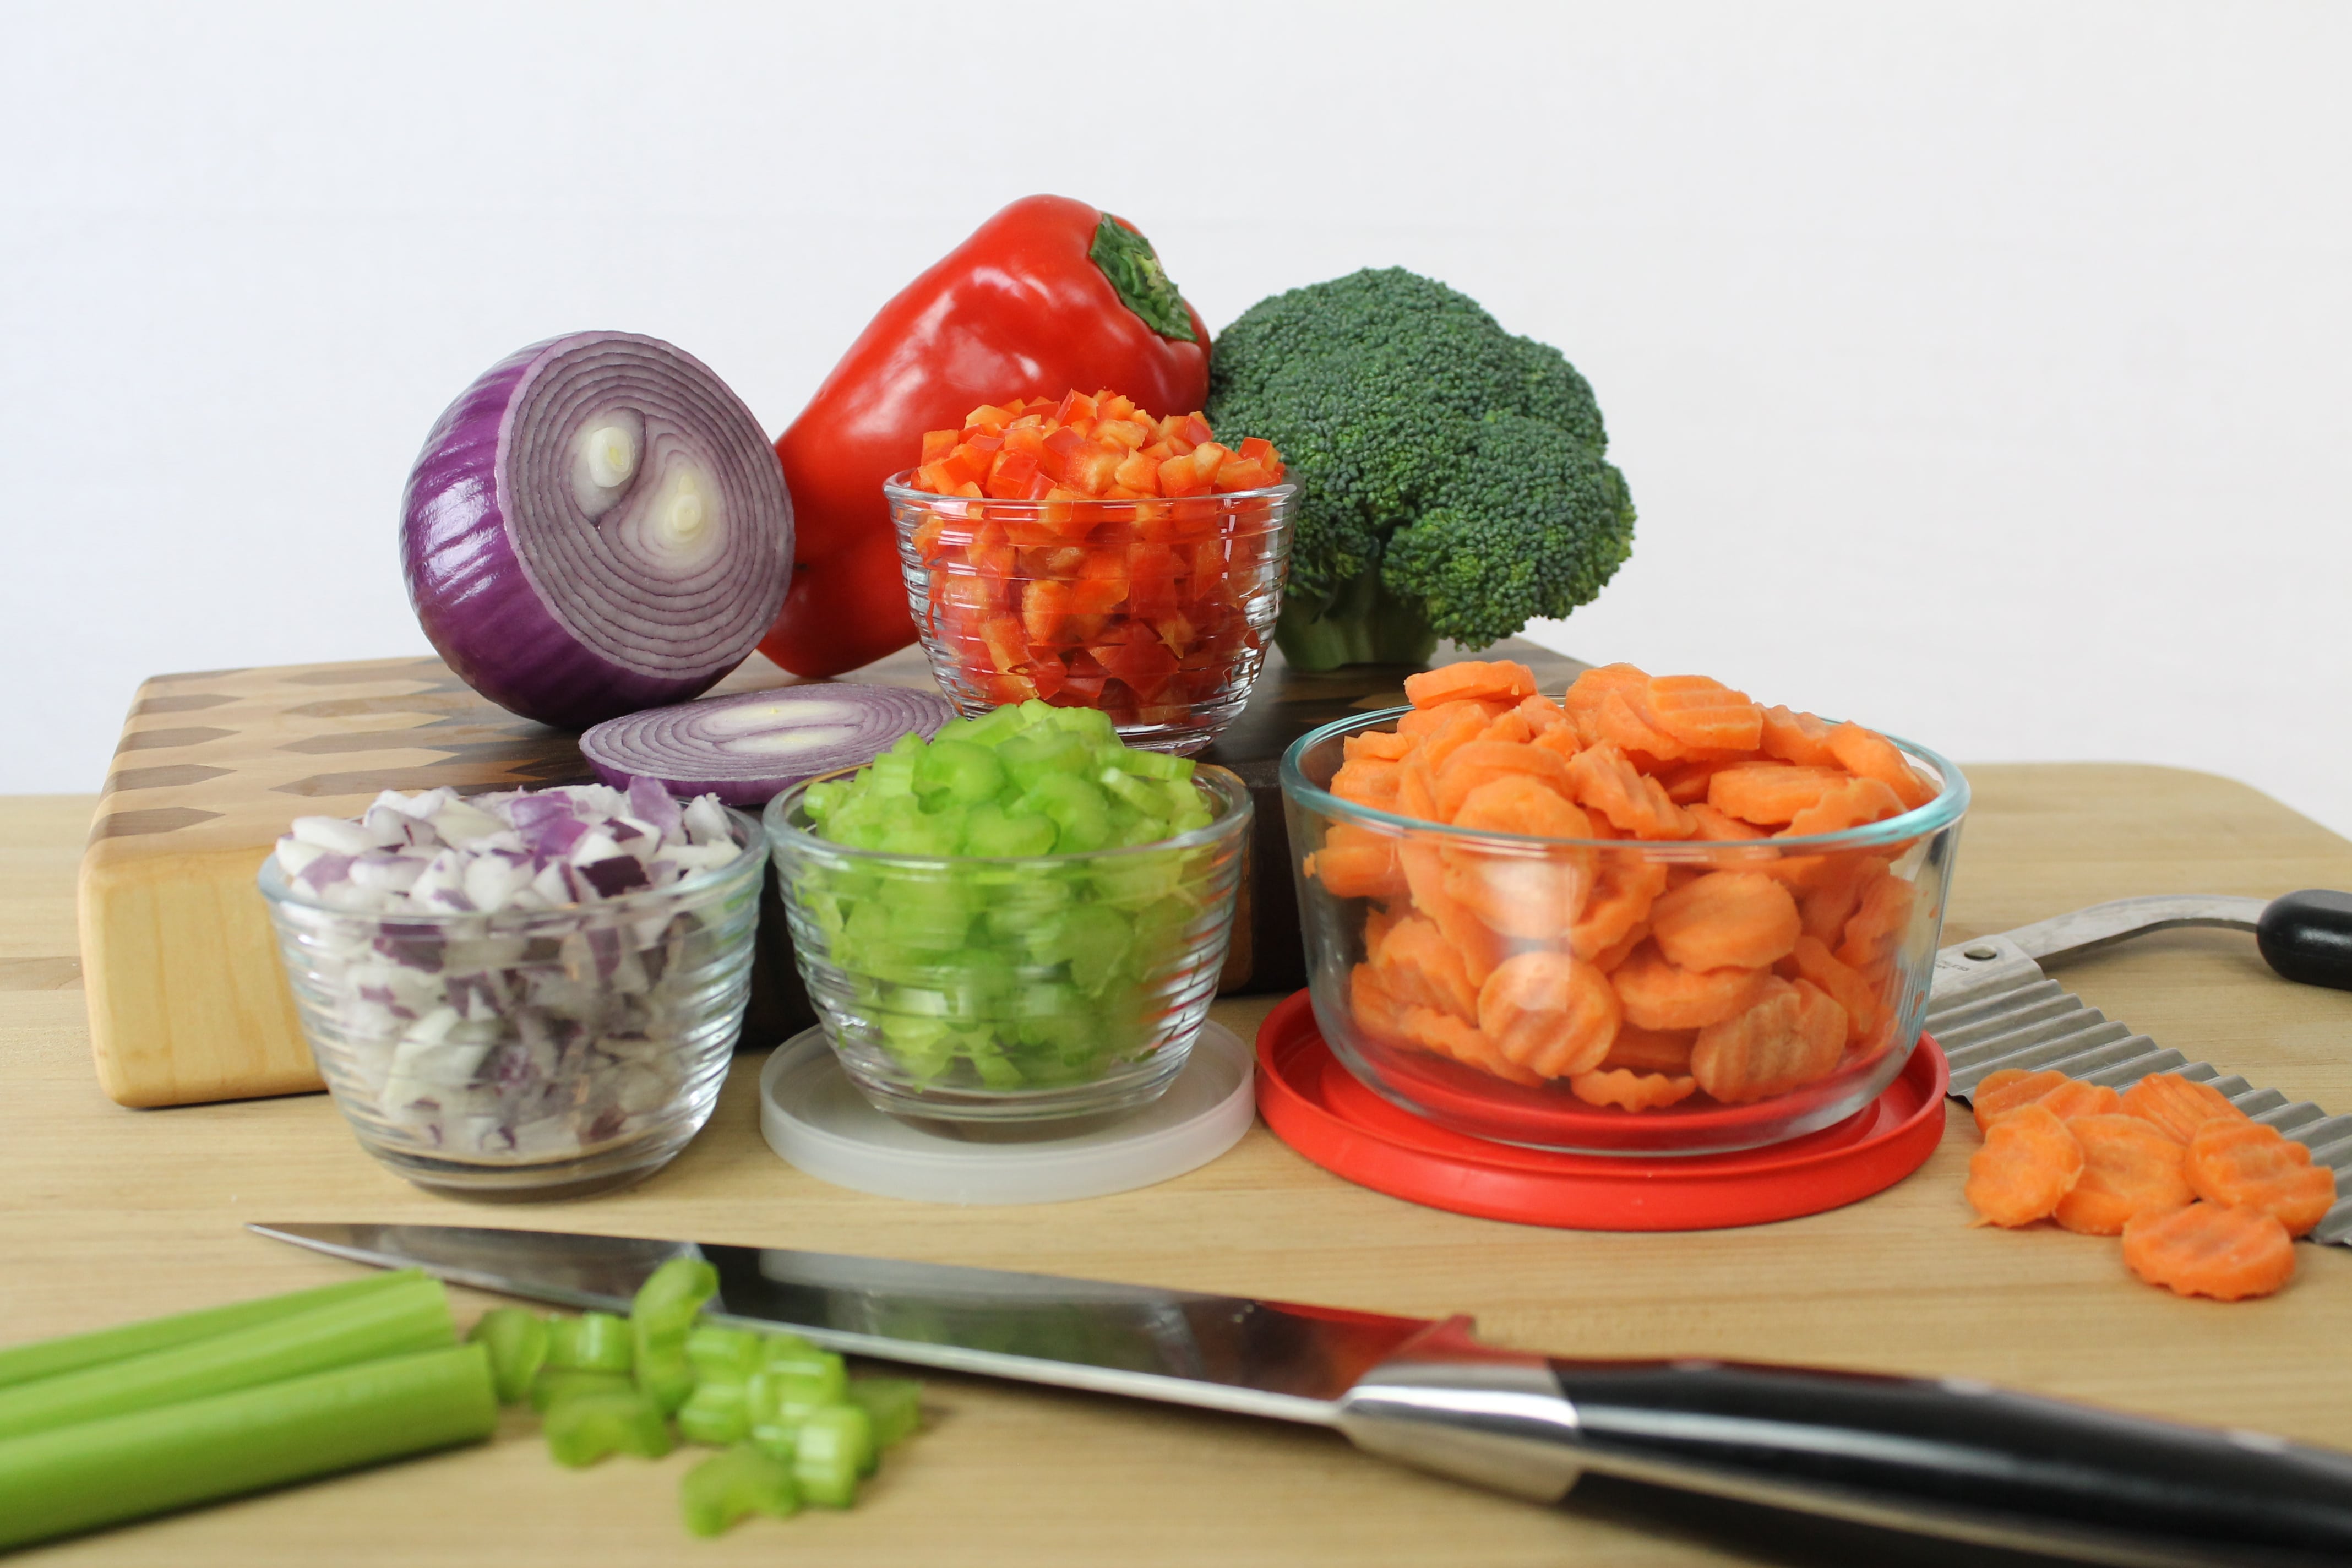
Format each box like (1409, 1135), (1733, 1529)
(251, 1221), (2352, 1567)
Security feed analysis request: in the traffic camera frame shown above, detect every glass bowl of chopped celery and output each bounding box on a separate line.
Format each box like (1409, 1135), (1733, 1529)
(259, 781), (766, 1199)
(763, 703), (1252, 1124)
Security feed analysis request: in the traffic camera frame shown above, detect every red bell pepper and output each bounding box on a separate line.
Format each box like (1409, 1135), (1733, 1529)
(759, 195), (1211, 678)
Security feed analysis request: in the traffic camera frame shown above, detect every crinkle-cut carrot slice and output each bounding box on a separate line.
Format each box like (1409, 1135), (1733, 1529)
(1589, 919), (1650, 972)
(1561, 663), (1650, 719)
(1784, 777), (1906, 836)
(1417, 704), (1495, 774)
(1686, 803), (1766, 841)
(1567, 742), (1696, 839)
(2122, 1201), (2295, 1300)
(1397, 840), (1510, 986)
(1406, 660), (1538, 710)
(1707, 763), (1848, 826)
(1397, 1004), (1545, 1086)
(1478, 951), (1621, 1078)
(2052, 1114), (2195, 1236)
(1788, 933), (1879, 1040)
(1330, 756), (1403, 810)
(1611, 943), (1773, 1031)
(1434, 741), (1577, 822)
(1570, 1067), (1697, 1111)
(1837, 872), (1915, 972)
(1344, 728), (1415, 763)
(1397, 755), (1440, 822)
(1309, 822), (1408, 902)
(1658, 760), (1729, 805)
(1827, 722), (1936, 811)
(1972, 1069), (2072, 1133)
(1645, 674), (1765, 752)
(2120, 1073), (2250, 1144)
(2186, 1120), (2338, 1238)
(1480, 709), (1534, 746)
(1349, 962), (1411, 1046)
(1363, 902), (1402, 958)
(1398, 697), (1511, 740)
(1649, 870), (1802, 972)
(1514, 694), (1571, 737)
(1964, 1102), (2084, 1227)
(1569, 853), (1669, 959)
(1369, 913), (1480, 1023)
(1589, 688), (1689, 761)
(2039, 1079), (2124, 1121)
(1600, 1022), (1696, 1074)
(1800, 854), (1887, 942)
(1532, 724), (1581, 760)
(1759, 705), (1841, 769)
(1690, 977), (1848, 1103)
(1442, 787), (1594, 940)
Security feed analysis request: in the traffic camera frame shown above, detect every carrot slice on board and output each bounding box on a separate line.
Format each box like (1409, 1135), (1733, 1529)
(2120, 1074), (2250, 1144)
(2039, 1079), (2125, 1121)
(1567, 743), (1696, 839)
(1648, 870), (1803, 972)
(1434, 742), (1577, 821)
(1690, 977), (1848, 1103)
(2052, 1114), (2194, 1235)
(1308, 822), (1407, 901)
(1369, 914), (1480, 1023)
(1972, 1069), (2072, 1132)
(1708, 763), (1848, 826)
(1397, 1004), (1544, 1087)
(1645, 675), (1765, 752)
(1827, 722), (1936, 811)
(1784, 777), (1906, 836)
(1405, 660), (1538, 710)
(1612, 943), (1773, 1031)
(1759, 705), (1841, 769)
(2122, 1202), (2295, 1300)
(1788, 933), (1879, 1040)
(1477, 951), (1621, 1078)
(2185, 1120), (2339, 1238)
(1570, 1067), (1696, 1110)
(1600, 1022), (1696, 1074)
(1569, 854), (1670, 960)
(1963, 1102), (2084, 1227)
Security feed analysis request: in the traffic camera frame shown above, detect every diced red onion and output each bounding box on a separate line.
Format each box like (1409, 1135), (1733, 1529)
(402, 332), (793, 728)
(579, 684), (955, 807)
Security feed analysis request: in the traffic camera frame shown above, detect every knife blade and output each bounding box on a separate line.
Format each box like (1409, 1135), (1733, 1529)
(252, 1221), (2352, 1567)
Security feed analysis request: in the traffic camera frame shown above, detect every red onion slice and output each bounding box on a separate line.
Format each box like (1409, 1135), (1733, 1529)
(402, 332), (793, 728)
(580, 684), (955, 807)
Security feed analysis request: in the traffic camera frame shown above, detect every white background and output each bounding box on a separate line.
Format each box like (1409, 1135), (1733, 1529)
(6, 3), (2348, 831)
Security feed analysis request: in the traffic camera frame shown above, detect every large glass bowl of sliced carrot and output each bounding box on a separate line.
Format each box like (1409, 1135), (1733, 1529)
(1281, 659), (1969, 1155)
(890, 390), (1294, 756)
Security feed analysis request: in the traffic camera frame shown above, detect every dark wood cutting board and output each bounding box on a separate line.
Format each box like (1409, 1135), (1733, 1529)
(79, 639), (1583, 1107)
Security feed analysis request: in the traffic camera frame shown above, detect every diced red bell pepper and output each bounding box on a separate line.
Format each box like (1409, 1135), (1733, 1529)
(986, 448), (1042, 499)
(981, 614), (1030, 675)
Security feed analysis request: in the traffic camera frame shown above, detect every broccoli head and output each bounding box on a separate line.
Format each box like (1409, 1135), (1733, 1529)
(1205, 268), (1635, 670)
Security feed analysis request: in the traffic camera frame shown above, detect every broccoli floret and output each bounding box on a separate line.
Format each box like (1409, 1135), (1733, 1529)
(1205, 268), (1635, 670)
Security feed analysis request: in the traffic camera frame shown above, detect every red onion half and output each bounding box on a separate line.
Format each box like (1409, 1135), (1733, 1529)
(402, 333), (793, 728)
(580, 684), (955, 807)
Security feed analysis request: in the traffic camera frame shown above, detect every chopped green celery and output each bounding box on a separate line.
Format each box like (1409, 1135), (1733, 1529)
(959, 704), (1028, 747)
(1042, 704), (1119, 744)
(1091, 847), (1188, 910)
(996, 728), (1085, 791)
(0, 1272), (457, 1444)
(685, 1325), (765, 1382)
(793, 1404), (874, 1507)
(465, 1308), (548, 1405)
(966, 1037), (1026, 1088)
(0, 1271), (422, 1393)
(679, 1444), (799, 1537)
(960, 802), (1058, 857)
(1099, 767), (1172, 819)
(1022, 773), (1113, 852)
(543, 1388), (673, 1467)
(529, 1368), (636, 1413)
(759, 1336), (845, 1381)
(0, 1343), (497, 1554)
(846, 1378), (924, 1449)
(913, 738), (1006, 806)
(1105, 748), (1194, 782)
(543, 1311), (632, 1373)
(631, 1258), (719, 1336)
(875, 1015), (957, 1081)
(675, 1378), (752, 1446)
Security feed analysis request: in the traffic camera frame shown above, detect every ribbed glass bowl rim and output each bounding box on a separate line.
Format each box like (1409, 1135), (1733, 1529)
(883, 471), (1298, 514)
(763, 763), (1251, 869)
(255, 805), (768, 921)
(1281, 706), (1969, 853)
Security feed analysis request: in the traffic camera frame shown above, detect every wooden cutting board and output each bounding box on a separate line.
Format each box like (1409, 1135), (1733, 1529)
(78, 639), (1582, 1108)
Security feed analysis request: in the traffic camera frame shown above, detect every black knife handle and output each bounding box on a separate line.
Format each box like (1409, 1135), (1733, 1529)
(2258, 890), (2352, 990)
(1334, 1330), (2352, 1567)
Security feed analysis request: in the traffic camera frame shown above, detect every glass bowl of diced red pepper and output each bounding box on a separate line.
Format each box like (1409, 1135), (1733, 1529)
(889, 390), (1294, 756)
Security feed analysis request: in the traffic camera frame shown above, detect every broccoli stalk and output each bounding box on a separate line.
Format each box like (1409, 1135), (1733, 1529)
(1205, 269), (1635, 671)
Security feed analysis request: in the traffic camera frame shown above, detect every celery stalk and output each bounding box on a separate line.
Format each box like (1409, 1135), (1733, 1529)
(0, 1271), (417, 1391)
(0, 1272), (454, 1443)
(0, 1343), (497, 1551)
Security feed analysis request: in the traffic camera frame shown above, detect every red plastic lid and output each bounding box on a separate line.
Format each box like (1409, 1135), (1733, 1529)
(1254, 990), (1948, 1232)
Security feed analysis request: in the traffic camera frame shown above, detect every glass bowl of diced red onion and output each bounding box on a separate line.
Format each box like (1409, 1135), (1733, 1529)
(258, 777), (764, 1199)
